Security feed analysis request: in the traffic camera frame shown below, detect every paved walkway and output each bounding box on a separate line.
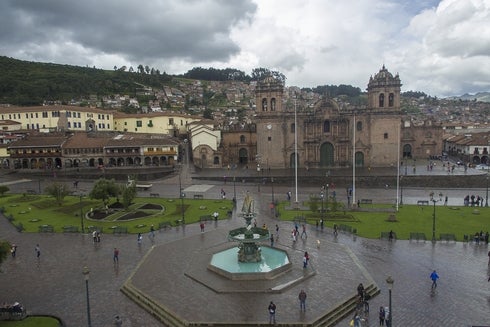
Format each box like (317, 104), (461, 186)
(0, 166), (489, 326)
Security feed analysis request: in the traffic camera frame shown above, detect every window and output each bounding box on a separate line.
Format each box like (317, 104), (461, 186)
(262, 98), (268, 111)
(323, 120), (330, 133)
(389, 93), (394, 107)
(67, 122), (71, 128)
(268, 136), (272, 141)
(240, 135), (246, 143)
(25, 113), (28, 118)
(35, 113), (38, 118)
(169, 118), (174, 125)
(136, 120), (142, 127)
(384, 133), (388, 139)
(379, 94), (385, 107)
(291, 123), (295, 133)
(271, 98), (276, 111)
(77, 113), (81, 118)
(356, 121), (362, 131)
(66, 112), (71, 118)
(214, 156), (220, 164)
(42, 112), (48, 118)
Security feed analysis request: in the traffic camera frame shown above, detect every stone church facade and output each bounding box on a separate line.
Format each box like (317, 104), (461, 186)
(212, 66), (442, 170)
(253, 66), (442, 169)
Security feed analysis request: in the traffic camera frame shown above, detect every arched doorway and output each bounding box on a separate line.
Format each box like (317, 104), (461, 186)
(290, 153), (299, 168)
(355, 151), (364, 167)
(320, 142), (334, 167)
(403, 144), (412, 159)
(238, 148), (248, 164)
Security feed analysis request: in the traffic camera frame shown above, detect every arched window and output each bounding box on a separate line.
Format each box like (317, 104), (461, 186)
(262, 98), (268, 111)
(388, 93), (394, 107)
(356, 121), (362, 131)
(213, 156), (220, 164)
(379, 94), (385, 107)
(240, 135), (246, 143)
(271, 98), (276, 111)
(323, 120), (330, 133)
(291, 123), (295, 133)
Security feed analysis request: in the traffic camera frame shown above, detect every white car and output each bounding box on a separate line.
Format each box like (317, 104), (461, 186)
(475, 164), (490, 170)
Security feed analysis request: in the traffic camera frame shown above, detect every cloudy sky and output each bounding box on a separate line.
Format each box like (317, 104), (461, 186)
(1, 0), (489, 97)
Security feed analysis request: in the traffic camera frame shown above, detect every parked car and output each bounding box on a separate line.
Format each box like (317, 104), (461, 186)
(475, 164), (490, 170)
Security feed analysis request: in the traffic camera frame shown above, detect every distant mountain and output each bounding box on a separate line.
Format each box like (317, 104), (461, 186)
(445, 92), (490, 103)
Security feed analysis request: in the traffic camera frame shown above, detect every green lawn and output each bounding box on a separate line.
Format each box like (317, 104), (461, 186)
(0, 194), (233, 234)
(276, 201), (489, 240)
(1, 193), (488, 240)
(0, 316), (60, 327)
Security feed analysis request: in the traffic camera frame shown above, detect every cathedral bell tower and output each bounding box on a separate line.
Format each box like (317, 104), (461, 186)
(255, 76), (286, 169)
(367, 65), (402, 111)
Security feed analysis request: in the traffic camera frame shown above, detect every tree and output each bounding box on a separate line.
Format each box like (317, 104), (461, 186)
(121, 183), (136, 209)
(45, 182), (71, 206)
(137, 64), (145, 74)
(145, 65), (150, 74)
(0, 240), (11, 269)
(89, 178), (120, 207)
(202, 107), (213, 119)
(0, 185), (9, 196)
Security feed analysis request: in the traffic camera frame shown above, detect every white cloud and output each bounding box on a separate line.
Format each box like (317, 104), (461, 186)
(0, 0), (488, 97)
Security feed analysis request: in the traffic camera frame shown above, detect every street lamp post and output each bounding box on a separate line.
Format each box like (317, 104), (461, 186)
(325, 183), (329, 214)
(271, 177), (275, 207)
(399, 176), (403, 206)
(179, 172), (185, 224)
(486, 174), (489, 207)
(82, 266), (92, 327)
(431, 199), (437, 243)
(320, 191), (324, 220)
(233, 176), (236, 208)
(386, 276), (394, 327)
(79, 194), (85, 233)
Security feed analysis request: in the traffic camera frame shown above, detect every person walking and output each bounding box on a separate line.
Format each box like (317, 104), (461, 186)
(113, 247), (119, 263)
(268, 301), (276, 325)
(11, 244), (17, 258)
(35, 244), (40, 259)
(149, 224), (155, 238)
(301, 224), (307, 239)
(488, 250), (490, 266)
(200, 222), (205, 233)
(298, 289), (307, 312)
(303, 252), (309, 268)
(378, 306), (385, 326)
(137, 233), (142, 245)
(430, 270), (439, 289)
(270, 234), (274, 247)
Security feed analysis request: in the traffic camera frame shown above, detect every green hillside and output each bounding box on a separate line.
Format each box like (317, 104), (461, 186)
(0, 56), (172, 106)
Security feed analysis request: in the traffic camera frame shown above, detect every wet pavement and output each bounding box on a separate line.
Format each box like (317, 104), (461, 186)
(0, 164), (489, 326)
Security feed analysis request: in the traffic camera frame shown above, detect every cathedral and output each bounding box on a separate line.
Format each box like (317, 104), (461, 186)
(251, 65), (442, 169)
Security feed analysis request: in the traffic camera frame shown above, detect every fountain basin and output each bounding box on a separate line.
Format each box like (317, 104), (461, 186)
(208, 246), (291, 280)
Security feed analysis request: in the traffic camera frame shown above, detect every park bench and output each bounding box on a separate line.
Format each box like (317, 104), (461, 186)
(158, 221), (172, 230)
(417, 200), (429, 205)
(63, 225), (79, 233)
(380, 231), (396, 240)
(87, 226), (103, 233)
(439, 233), (456, 242)
(112, 226), (128, 235)
(200, 215), (213, 222)
(360, 199), (372, 204)
(174, 219), (183, 226)
(294, 216), (306, 224)
(150, 193), (160, 197)
(38, 225), (54, 233)
(194, 194), (204, 199)
(409, 232), (426, 241)
(338, 224), (356, 234)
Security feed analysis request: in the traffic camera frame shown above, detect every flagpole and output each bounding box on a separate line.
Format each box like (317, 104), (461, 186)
(294, 98), (298, 205)
(352, 113), (356, 208)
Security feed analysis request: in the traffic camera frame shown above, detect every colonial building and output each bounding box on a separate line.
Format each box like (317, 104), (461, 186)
(253, 66), (442, 169)
(220, 123), (257, 168)
(113, 112), (201, 137)
(7, 132), (179, 170)
(0, 105), (115, 132)
(189, 120), (222, 168)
